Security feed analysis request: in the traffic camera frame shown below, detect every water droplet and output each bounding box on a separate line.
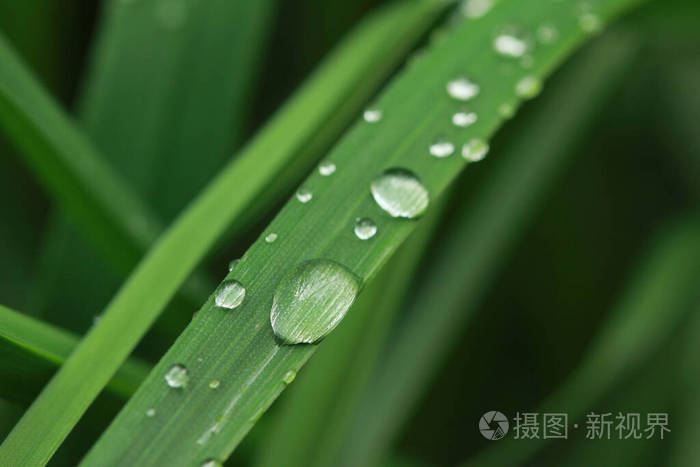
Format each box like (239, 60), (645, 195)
(452, 111), (477, 128)
(370, 169), (430, 219)
(447, 77), (480, 101)
(296, 188), (312, 203)
(209, 380), (220, 389)
(270, 260), (361, 344)
(265, 233), (278, 243)
(354, 218), (377, 240)
(146, 408), (156, 417)
(579, 13), (602, 33)
(214, 279), (246, 310)
(498, 103), (516, 119)
(515, 75), (542, 99)
(363, 109), (382, 123)
(493, 33), (528, 58)
(460, 0), (493, 18)
(462, 139), (489, 162)
(319, 162), (336, 176)
(165, 364), (188, 388)
(537, 24), (558, 43)
(429, 139), (455, 158)
(283, 370), (297, 384)
(201, 460), (222, 467)
(228, 259), (240, 272)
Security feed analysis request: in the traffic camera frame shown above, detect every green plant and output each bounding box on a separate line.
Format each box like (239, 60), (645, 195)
(0, 0), (698, 465)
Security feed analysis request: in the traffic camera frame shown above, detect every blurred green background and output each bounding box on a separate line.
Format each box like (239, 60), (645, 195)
(1, 0), (699, 465)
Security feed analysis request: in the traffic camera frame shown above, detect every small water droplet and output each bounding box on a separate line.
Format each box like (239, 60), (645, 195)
(370, 169), (430, 219)
(146, 408), (156, 417)
(579, 13), (602, 33)
(296, 188), (312, 203)
(228, 259), (240, 272)
(354, 218), (377, 240)
(165, 364), (188, 388)
(265, 233), (278, 243)
(493, 33), (528, 58)
(319, 162), (336, 176)
(537, 24), (558, 43)
(214, 279), (246, 310)
(447, 77), (480, 101)
(270, 260), (361, 344)
(283, 370), (297, 384)
(498, 103), (516, 119)
(452, 111), (477, 128)
(460, 0), (493, 18)
(515, 75), (542, 99)
(462, 139), (489, 162)
(209, 380), (220, 389)
(201, 460), (222, 467)
(363, 109), (382, 123)
(429, 139), (455, 158)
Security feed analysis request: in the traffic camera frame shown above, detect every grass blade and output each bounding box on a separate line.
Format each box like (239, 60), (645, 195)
(0, 32), (160, 274)
(0, 1), (448, 464)
(0, 304), (148, 404)
(325, 29), (641, 466)
(64, 1), (647, 465)
(466, 216), (700, 466)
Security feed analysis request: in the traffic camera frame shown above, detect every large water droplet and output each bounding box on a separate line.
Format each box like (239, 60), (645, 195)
(462, 139), (489, 162)
(429, 139), (455, 158)
(460, 0), (493, 18)
(493, 33), (528, 58)
(515, 76), (542, 99)
(370, 169), (430, 219)
(296, 188), (312, 203)
(354, 218), (377, 240)
(270, 260), (360, 344)
(214, 279), (246, 310)
(165, 364), (188, 388)
(319, 162), (336, 176)
(447, 77), (480, 101)
(452, 111), (477, 128)
(265, 233), (278, 243)
(363, 109), (382, 123)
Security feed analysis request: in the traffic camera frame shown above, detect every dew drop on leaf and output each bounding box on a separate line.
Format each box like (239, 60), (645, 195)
(319, 161), (336, 176)
(462, 139), (490, 162)
(296, 188), (312, 203)
(265, 233), (278, 243)
(201, 460), (222, 467)
(209, 380), (220, 389)
(228, 259), (239, 272)
(214, 279), (246, 310)
(270, 260), (361, 344)
(370, 169), (430, 219)
(165, 364), (188, 388)
(429, 139), (455, 158)
(537, 24), (558, 43)
(515, 75), (542, 99)
(447, 77), (480, 101)
(354, 218), (377, 240)
(452, 111), (477, 128)
(493, 33), (528, 58)
(460, 0), (493, 18)
(363, 109), (382, 123)
(146, 408), (156, 417)
(283, 370), (297, 384)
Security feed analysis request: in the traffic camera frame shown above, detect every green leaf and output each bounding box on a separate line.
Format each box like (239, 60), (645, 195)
(324, 28), (641, 466)
(0, 304), (148, 404)
(0, 1), (448, 464)
(65, 1), (646, 466)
